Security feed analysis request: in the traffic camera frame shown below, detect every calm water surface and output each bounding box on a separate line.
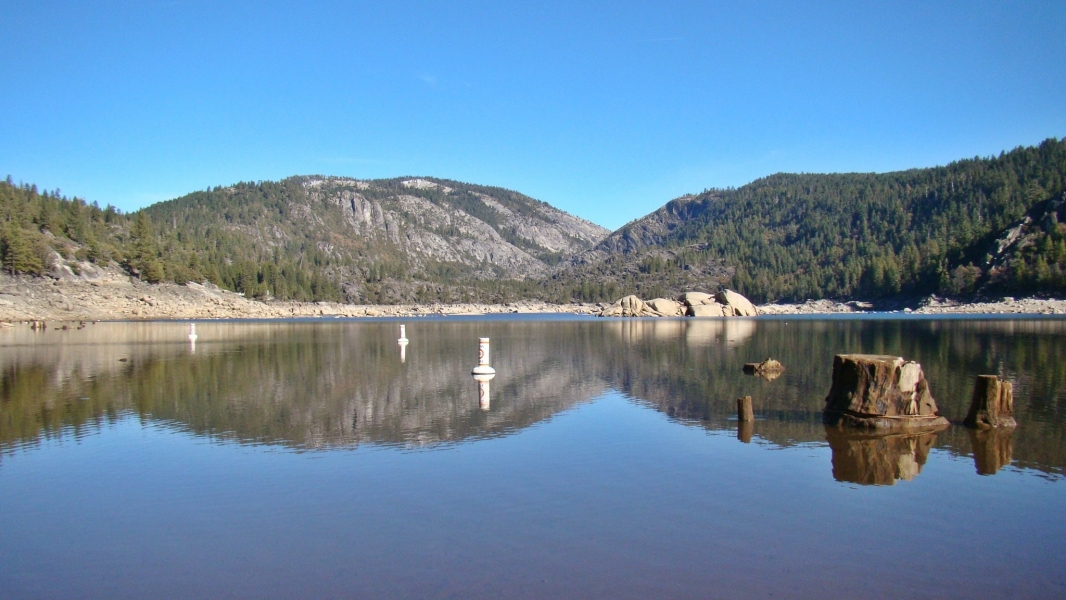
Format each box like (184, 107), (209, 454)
(1, 316), (1065, 599)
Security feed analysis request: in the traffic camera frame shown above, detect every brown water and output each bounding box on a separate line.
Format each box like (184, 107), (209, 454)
(1, 316), (1064, 598)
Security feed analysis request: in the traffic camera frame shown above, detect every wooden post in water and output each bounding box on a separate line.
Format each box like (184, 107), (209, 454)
(737, 396), (754, 422)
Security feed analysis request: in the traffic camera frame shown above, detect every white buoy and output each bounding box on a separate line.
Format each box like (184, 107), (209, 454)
(398, 324), (409, 363)
(472, 337), (495, 375)
(188, 323), (198, 352)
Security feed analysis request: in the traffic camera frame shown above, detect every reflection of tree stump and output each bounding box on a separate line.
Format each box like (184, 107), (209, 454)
(737, 419), (753, 443)
(825, 426), (946, 485)
(969, 427), (1014, 475)
(964, 375), (1017, 429)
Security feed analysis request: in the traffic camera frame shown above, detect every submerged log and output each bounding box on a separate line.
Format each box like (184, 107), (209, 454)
(964, 375), (1017, 429)
(826, 427), (945, 486)
(823, 354), (949, 430)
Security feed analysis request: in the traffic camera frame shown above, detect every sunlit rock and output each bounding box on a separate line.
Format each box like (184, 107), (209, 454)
(689, 303), (727, 317)
(646, 298), (684, 316)
(715, 289), (759, 316)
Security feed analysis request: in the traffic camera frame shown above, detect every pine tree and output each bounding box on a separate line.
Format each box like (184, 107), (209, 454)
(1, 222), (44, 276)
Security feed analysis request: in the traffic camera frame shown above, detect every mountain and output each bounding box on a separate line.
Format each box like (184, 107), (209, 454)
(548, 137), (1066, 303)
(3, 138), (1065, 305)
(141, 176), (608, 303)
(0, 175), (608, 303)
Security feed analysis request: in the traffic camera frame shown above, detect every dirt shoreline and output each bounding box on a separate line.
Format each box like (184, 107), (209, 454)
(2, 270), (1065, 323)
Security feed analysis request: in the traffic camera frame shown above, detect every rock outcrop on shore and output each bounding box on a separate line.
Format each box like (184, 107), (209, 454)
(597, 289), (759, 317)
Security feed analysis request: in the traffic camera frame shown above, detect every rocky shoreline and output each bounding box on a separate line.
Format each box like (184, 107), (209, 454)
(1, 269), (1065, 323)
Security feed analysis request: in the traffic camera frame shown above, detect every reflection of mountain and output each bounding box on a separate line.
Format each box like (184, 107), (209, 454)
(0, 322), (607, 451)
(2, 318), (1065, 479)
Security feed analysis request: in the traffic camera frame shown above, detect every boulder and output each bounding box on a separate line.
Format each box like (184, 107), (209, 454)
(823, 354), (949, 430)
(826, 428), (944, 485)
(964, 375), (1017, 429)
(715, 289), (758, 316)
(688, 303), (726, 317)
(598, 295), (651, 317)
(678, 291), (714, 307)
(646, 298), (684, 316)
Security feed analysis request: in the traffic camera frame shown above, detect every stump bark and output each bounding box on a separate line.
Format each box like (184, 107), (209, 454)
(964, 375), (1017, 429)
(823, 354), (949, 430)
(737, 396), (754, 422)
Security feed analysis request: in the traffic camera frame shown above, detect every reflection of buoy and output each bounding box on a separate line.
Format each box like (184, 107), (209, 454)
(188, 323), (198, 352)
(472, 337), (495, 375)
(398, 324), (409, 363)
(473, 372), (494, 410)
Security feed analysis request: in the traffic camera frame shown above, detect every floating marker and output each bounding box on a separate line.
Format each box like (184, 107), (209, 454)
(189, 323), (198, 352)
(472, 337), (495, 375)
(398, 324), (409, 363)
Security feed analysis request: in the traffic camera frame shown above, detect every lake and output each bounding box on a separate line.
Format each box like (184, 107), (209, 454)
(1, 316), (1065, 599)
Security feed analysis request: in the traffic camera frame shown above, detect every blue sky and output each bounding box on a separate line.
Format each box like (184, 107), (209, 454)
(2, 1), (1064, 230)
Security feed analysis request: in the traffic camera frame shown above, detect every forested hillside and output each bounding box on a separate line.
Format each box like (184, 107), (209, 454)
(3, 138), (1065, 305)
(554, 138), (1066, 303)
(0, 175), (608, 303)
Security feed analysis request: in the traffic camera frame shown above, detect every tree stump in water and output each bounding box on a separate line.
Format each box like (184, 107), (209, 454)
(823, 354), (949, 430)
(964, 375), (1017, 429)
(737, 396), (754, 422)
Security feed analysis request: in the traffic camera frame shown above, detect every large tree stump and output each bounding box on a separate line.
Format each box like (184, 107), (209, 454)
(823, 354), (949, 430)
(964, 375), (1017, 429)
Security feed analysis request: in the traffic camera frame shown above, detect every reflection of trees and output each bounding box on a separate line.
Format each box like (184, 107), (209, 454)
(1, 318), (1065, 477)
(0, 322), (607, 452)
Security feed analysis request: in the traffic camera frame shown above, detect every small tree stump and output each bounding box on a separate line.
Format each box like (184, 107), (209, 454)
(964, 375), (1017, 429)
(737, 396), (754, 422)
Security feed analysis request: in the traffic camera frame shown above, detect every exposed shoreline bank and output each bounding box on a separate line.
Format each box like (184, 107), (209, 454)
(2, 271), (1065, 323)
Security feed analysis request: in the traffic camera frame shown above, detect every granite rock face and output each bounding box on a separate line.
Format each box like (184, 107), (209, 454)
(716, 290), (759, 317)
(964, 375), (1017, 429)
(823, 354), (949, 430)
(597, 289), (759, 318)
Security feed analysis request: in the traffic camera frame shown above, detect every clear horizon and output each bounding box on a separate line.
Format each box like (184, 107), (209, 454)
(3, 1), (1065, 230)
